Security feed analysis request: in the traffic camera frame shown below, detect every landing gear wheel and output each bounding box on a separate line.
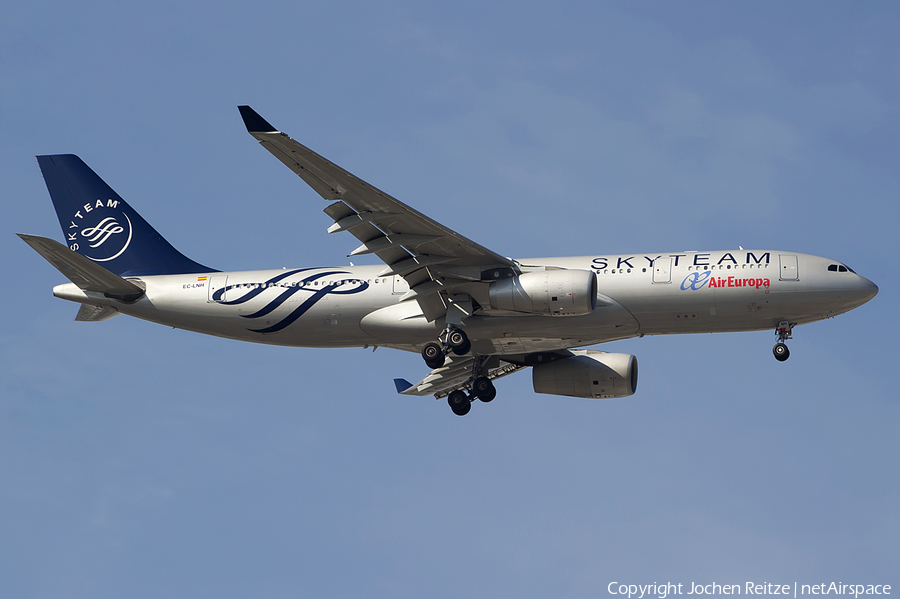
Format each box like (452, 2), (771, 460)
(422, 342), (445, 369)
(472, 376), (495, 401)
(478, 387), (497, 403)
(448, 390), (471, 416)
(447, 329), (468, 349)
(451, 338), (471, 356)
(773, 342), (790, 362)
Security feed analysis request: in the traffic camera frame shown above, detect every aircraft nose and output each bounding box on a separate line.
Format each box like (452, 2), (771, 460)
(854, 275), (879, 305)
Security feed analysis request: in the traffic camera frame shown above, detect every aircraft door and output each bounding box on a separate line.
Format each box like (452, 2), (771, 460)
(779, 255), (799, 281)
(652, 257), (672, 283)
(208, 275), (228, 302)
(392, 275), (410, 295)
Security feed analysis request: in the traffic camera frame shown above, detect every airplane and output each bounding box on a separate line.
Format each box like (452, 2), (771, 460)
(19, 106), (879, 416)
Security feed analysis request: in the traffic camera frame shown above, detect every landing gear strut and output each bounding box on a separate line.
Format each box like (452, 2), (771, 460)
(773, 321), (793, 362)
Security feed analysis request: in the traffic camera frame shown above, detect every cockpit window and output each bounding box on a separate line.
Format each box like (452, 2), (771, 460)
(828, 263), (856, 274)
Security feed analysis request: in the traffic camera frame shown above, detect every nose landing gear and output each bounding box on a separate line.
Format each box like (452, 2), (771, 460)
(773, 321), (793, 362)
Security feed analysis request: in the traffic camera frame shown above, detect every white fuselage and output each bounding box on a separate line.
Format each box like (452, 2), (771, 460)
(52, 249), (878, 355)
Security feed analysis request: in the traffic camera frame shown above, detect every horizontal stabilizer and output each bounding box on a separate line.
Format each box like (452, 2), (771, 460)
(18, 234), (145, 302)
(75, 304), (120, 322)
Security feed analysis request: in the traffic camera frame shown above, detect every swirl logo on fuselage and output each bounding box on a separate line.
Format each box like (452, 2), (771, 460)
(212, 268), (370, 334)
(68, 200), (133, 262)
(681, 271), (712, 291)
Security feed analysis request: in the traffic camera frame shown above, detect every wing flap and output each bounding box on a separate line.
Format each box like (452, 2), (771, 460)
(397, 355), (529, 398)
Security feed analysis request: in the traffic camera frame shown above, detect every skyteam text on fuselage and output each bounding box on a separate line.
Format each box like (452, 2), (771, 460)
(19, 106), (878, 416)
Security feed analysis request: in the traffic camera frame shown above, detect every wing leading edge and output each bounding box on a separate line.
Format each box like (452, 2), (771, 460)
(238, 105), (518, 322)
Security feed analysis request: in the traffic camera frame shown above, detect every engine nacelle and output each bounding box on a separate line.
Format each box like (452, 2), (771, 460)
(532, 351), (638, 399)
(489, 269), (597, 317)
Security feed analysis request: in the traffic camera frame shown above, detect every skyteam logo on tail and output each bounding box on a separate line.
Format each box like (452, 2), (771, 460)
(67, 199), (133, 262)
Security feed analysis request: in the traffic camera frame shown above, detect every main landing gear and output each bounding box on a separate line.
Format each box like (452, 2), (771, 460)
(419, 326), (496, 415)
(447, 376), (497, 416)
(420, 326), (471, 369)
(441, 355), (497, 416)
(773, 320), (793, 362)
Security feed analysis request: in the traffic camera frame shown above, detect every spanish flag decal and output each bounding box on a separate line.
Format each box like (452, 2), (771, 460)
(197, 276), (208, 281)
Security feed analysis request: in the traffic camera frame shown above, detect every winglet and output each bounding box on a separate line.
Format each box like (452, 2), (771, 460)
(393, 378), (414, 394)
(238, 106), (278, 133)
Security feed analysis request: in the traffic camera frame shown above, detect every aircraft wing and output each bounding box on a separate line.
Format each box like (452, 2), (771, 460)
(239, 106), (519, 322)
(394, 354), (529, 398)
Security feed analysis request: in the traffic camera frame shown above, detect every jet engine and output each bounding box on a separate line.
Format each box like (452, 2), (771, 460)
(489, 269), (597, 316)
(532, 351), (638, 399)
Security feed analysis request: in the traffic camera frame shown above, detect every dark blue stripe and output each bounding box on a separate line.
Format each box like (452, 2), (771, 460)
(248, 279), (371, 334)
(215, 268), (321, 304)
(240, 287), (302, 318)
(249, 285), (339, 333)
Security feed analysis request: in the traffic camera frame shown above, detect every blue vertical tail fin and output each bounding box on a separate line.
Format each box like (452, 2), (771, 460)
(37, 154), (214, 276)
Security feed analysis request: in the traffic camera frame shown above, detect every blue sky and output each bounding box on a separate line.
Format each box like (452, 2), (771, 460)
(2, 2), (898, 597)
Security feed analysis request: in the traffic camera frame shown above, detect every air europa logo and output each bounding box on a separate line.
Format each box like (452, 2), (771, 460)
(67, 199), (133, 262)
(681, 271), (770, 291)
